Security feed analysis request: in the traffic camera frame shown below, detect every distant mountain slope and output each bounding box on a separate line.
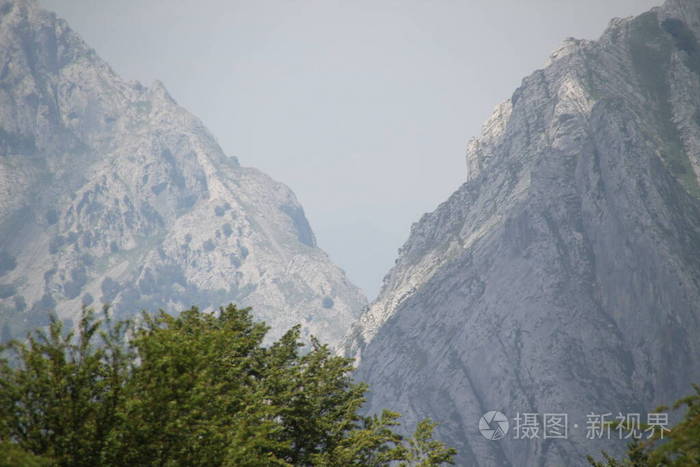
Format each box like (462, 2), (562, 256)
(346, 0), (700, 465)
(0, 0), (366, 345)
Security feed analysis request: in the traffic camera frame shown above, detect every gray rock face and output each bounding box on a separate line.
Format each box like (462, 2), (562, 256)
(0, 0), (366, 345)
(347, 0), (700, 465)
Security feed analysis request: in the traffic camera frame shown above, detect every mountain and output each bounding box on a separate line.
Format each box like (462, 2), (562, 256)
(0, 0), (366, 346)
(345, 0), (700, 465)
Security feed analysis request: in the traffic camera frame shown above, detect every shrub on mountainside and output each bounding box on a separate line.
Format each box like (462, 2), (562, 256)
(587, 385), (700, 466)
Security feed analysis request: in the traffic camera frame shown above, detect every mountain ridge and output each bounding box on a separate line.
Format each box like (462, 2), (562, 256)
(0, 0), (367, 345)
(347, 0), (700, 464)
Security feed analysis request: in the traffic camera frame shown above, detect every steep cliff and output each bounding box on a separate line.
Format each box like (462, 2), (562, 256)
(347, 0), (700, 464)
(0, 0), (367, 345)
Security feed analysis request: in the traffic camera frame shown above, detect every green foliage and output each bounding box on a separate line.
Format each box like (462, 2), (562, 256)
(0, 308), (131, 466)
(0, 441), (52, 466)
(587, 384), (700, 466)
(402, 420), (458, 466)
(0, 304), (455, 466)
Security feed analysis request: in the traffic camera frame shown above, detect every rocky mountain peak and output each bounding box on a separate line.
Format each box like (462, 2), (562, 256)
(0, 0), (367, 345)
(346, 1), (700, 464)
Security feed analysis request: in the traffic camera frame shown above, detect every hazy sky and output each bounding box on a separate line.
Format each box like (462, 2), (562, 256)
(40, 0), (661, 299)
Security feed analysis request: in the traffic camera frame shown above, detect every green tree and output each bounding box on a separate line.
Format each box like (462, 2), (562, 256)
(587, 384), (700, 466)
(0, 304), (456, 466)
(403, 419), (458, 466)
(0, 308), (130, 466)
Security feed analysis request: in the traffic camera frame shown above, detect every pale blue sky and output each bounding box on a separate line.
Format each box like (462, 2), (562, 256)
(41, 0), (661, 299)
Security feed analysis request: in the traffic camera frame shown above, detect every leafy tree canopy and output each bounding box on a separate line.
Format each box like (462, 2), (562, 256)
(0, 305), (456, 466)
